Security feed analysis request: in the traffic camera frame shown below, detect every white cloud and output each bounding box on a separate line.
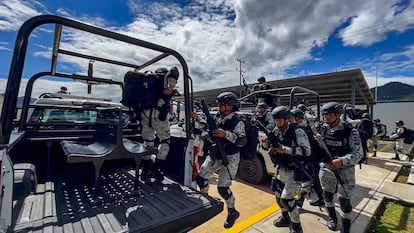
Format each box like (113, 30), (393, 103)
(0, 0), (46, 31)
(339, 0), (414, 46)
(1, 0), (414, 100)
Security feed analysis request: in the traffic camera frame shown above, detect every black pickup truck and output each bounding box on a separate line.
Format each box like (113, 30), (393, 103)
(0, 15), (222, 233)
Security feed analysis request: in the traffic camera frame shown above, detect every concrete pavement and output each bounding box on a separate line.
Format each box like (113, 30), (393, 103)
(241, 151), (414, 233)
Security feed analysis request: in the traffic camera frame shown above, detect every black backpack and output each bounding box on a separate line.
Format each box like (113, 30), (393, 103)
(300, 125), (324, 163)
(121, 71), (165, 110)
(358, 119), (374, 141)
(403, 128), (414, 144)
(228, 113), (259, 160)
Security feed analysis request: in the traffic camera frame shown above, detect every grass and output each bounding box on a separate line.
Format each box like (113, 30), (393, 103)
(369, 201), (414, 233)
(369, 166), (414, 232)
(395, 166), (411, 183)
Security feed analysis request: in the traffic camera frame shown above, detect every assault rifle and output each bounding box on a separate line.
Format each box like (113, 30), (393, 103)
(311, 125), (348, 196)
(255, 120), (313, 181)
(199, 99), (230, 169)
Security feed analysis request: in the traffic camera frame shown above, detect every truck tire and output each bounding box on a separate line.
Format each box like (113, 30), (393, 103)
(237, 152), (265, 184)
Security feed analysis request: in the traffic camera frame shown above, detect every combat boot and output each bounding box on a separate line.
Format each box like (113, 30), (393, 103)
(392, 154), (400, 160)
(309, 199), (325, 207)
(140, 159), (155, 183)
(273, 210), (291, 227)
(224, 208), (240, 229)
(341, 218), (351, 233)
(326, 207), (337, 231)
(290, 222), (303, 233)
(154, 159), (164, 183)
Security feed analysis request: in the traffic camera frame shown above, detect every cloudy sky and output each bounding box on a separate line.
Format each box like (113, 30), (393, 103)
(1, 0), (414, 101)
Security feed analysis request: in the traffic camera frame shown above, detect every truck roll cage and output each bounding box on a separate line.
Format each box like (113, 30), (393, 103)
(0, 14), (194, 145)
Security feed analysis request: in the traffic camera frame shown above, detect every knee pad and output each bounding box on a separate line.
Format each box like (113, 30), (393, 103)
(271, 176), (284, 193)
(158, 139), (170, 159)
(323, 192), (334, 203)
(280, 198), (296, 212)
(339, 198), (352, 213)
(217, 187), (232, 200)
(197, 175), (209, 189)
(144, 139), (155, 147)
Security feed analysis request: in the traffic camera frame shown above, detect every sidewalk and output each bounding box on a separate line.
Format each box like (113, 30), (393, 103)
(242, 151), (414, 233)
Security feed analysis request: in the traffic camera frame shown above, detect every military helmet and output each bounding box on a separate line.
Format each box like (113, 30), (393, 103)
(374, 118), (381, 123)
(321, 102), (343, 114)
(257, 76), (266, 82)
(297, 104), (307, 112)
(216, 92), (238, 106)
(272, 106), (292, 119)
(290, 109), (304, 119)
(257, 102), (267, 108)
(395, 120), (404, 126)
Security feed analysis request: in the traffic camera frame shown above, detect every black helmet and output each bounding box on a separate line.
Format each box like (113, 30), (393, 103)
(395, 120), (404, 126)
(297, 104), (307, 112)
(216, 92), (238, 106)
(257, 76), (266, 82)
(257, 102), (267, 108)
(322, 102), (343, 114)
(272, 106), (291, 119)
(374, 119), (380, 123)
(290, 109), (304, 119)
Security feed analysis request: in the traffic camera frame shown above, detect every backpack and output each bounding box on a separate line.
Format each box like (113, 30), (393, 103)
(403, 128), (414, 144)
(121, 69), (167, 110)
(358, 119), (374, 141)
(300, 126), (324, 163)
(228, 113), (259, 160)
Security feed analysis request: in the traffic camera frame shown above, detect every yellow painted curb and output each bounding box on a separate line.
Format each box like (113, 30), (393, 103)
(369, 141), (394, 158)
(221, 204), (280, 233)
(378, 141), (394, 152)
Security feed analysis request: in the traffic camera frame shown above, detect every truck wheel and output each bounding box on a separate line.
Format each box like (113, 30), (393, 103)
(238, 153), (265, 184)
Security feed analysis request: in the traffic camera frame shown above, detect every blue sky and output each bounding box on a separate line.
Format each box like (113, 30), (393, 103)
(1, 0), (414, 100)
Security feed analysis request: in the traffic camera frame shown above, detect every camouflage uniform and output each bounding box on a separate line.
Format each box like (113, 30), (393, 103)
(319, 120), (362, 231)
(141, 98), (171, 161)
(268, 107), (310, 233)
(140, 67), (179, 183)
(198, 112), (246, 204)
(390, 121), (413, 160)
(272, 124), (311, 225)
(255, 107), (275, 131)
(197, 92), (247, 229)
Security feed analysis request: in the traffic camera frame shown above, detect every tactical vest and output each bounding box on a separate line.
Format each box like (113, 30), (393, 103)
(256, 113), (269, 127)
(321, 124), (352, 158)
(218, 114), (242, 155)
(274, 123), (298, 169)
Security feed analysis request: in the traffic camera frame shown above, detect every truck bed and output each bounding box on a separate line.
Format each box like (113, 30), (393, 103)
(11, 163), (223, 233)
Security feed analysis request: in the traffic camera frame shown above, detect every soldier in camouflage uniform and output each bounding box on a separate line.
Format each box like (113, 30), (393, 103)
(254, 102), (275, 131)
(318, 102), (363, 233)
(140, 67), (179, 183)
(197, 92), (246, 229)
(270, 106), (311, 233)
(290, 109), (324, 208)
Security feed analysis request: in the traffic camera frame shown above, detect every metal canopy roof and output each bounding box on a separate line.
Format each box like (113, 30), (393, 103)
(178, 69), (375, 108)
